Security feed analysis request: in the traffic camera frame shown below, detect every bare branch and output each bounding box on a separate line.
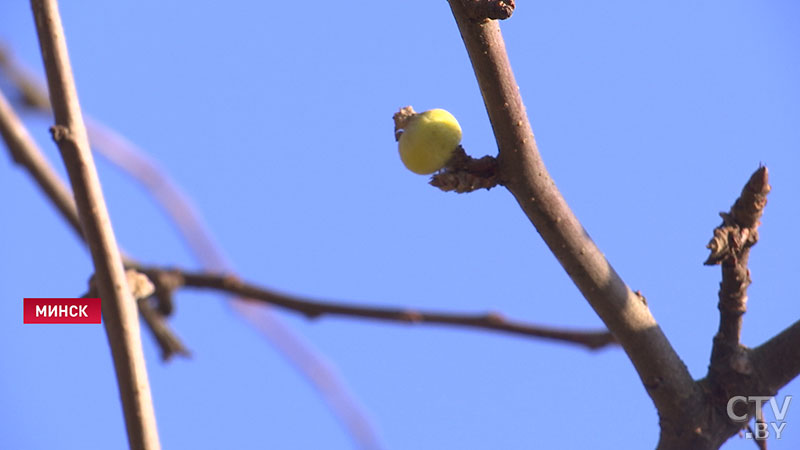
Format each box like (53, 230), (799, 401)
(707, 167), (770, 372)
(446, 0), (696, 418)
(137, 266), (616, 350)
(690, 168), (779, 449)
(29, 1), (160, 448)
(138, 298), (192, 361)
(0, 89), (81, 237)
(750, 320), (800, 394)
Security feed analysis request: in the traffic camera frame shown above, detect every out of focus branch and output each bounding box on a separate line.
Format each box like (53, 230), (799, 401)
(1, 45), (385, 449)
(0, 87), (188, 362)
(0, 87), (81, 234)
(30, 0), (159, 449)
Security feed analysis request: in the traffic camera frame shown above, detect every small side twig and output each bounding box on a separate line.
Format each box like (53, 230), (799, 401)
(30, 1), (160, 448)
(430, 145), (499, 193)
(706, 167), (770, 371)
(136, 266), (617, 350)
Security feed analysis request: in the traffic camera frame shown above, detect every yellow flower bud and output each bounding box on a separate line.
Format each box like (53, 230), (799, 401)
(398, 109), (462, 175)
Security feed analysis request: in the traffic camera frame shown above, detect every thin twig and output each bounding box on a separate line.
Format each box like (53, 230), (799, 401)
(29, 1), (160, 449)
(137, 266), (616, 349)
(446, 0), (696, 420)
(0, 89), (81, 237)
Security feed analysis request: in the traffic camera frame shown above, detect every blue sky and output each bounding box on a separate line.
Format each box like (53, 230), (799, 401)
(1, 1), (799, 449)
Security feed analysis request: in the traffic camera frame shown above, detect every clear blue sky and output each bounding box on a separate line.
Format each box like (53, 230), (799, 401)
(2, 1), (799, 449)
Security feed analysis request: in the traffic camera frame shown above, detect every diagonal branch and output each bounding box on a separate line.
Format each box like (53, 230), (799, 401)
(750, 319), (800, 394)
(135, 266), (616, 349)
(1, 86), (190, 362)
(446, 0), (696, 418)
(29, 1), (160, 449)
(0, 87), (81, 238)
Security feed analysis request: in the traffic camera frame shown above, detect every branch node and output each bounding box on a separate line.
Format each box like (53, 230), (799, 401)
(49, 124), (71, 142)
(430, 146), (500, 193)
(464, 0), (515, 21)
(704, 167), (770, 266)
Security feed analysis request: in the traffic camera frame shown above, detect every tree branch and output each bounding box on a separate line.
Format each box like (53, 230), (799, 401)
(706, 167), (770, 374)
(29, 1), (160, 449)
(0, 88), (81, 238)
(750, 320), (800, 395)
(135, 266), (616, 349)
(446, 0), (696, 418)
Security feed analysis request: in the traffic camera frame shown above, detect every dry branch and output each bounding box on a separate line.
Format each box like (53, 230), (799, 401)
(0, 89), (81, 237)
(29, 1), (160, 448)
(135, 266), (617, 349)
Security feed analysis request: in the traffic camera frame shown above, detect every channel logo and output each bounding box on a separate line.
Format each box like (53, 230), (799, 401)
(23, 298), (102, 324)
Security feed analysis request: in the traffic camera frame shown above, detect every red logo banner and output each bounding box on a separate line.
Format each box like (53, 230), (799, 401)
(23, 298), (102, 324)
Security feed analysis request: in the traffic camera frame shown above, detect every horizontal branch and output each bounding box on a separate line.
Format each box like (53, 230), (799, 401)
(136, 266), (617, 350)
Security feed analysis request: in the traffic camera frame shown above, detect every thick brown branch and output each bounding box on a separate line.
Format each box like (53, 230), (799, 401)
(750, 320), (800, 394)
(137, 266), (617, 350)
(30, 1), (160, 449)
(447, 0), (696, 418)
